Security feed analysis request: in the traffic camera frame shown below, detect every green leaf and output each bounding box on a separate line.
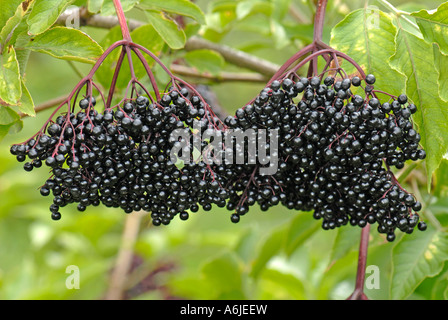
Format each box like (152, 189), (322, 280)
(433, 158), (448, 198)
(184, 49), (225, 76)
(145, 11), (186, 50)
(271, 0), (290, 22)
(284, 212), (320, 256)
(0, 0), (35, 46)
(330, 8), (406, 96)
(27, 0), (74, 35)
(270, 19), (289, 49)
(20, 27), (103, 63)
(390, 29), (448, 186)
(0, 124), (12, 141)
(18, 80), (35, 116)
(260, 269), (306, 300)
(0, 118), (22, 141)
(87, 0), (103, 13)
(235, 0), (272, 20)
(249, 225), (286, 278)
(328, 226), (361, 265)
(433, 44), (448, 102)
(201, 252), (243, 295)
(391, 227), (448, 300)
(101, 0), (138, 16)
(411, 2), (448, 55)
(15, 48), (30, 77)
(139, 0), (205, 25)
(0, 46), (22, 106)
(0, 0), (23, 33)
(0, 106), (20, 125)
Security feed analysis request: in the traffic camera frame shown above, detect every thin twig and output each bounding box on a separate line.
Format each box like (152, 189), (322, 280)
(19, 95), (68, 118)
(170, 64), (269, 83)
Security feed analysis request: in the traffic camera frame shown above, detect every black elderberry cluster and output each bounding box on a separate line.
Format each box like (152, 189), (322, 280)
(223, 74), (427, 241)
(10, 88), (233, 226)
(10, 73), (427, 241)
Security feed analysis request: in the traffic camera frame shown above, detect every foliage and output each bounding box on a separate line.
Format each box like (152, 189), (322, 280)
(0, 0), (447, 300)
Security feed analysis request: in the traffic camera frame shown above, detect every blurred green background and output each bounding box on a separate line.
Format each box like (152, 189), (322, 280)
(0, 0), (447, 300)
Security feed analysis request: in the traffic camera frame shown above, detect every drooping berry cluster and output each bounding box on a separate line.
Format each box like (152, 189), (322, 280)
(9, 87), (232, 226)
(222, 73), (427, 241)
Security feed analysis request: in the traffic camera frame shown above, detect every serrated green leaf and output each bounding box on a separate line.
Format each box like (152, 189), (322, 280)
(101, 0), (138, 16)
(330, 8), (406, 96)
(0, 46), (22, 106)
(139, 0), (205, 25)
(411, 2), (448, 55)
(0, 0), (35, 46)
(433, 44), (448, 102)
(391, 227), (448, 300)
(184, 49), (225, 76)
(250, 225), (286, 278)
(390, 29), (448, 186)
(87, 0), (103, 13)
(27, 0), (74, 35)
(20, 27), (103, 63)
(146, 11), (186, 50)
(19, 80), (35, 116)
(284, 212), (320, 256)
(328, 226), (361, 264)
(0, 106), (20, 125)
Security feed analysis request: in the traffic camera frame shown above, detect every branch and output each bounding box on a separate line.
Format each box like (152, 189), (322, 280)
(56, 7), (280, 76)
(19, 95), (68, 118)
(170, 64), (269, 83)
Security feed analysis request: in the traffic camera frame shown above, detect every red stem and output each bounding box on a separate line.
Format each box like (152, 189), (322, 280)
(113, 0), (132, 42)
(106, 47), (126, 108)
(347, 224), (370, 300)
(313, 0), (328, 43)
